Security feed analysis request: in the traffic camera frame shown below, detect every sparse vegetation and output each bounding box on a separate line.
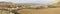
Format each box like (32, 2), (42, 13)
(0, 2), (48, 14)
(48, 5), (56, 8)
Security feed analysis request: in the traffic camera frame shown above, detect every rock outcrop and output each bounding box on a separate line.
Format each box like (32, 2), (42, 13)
(0, 2), (48, 14)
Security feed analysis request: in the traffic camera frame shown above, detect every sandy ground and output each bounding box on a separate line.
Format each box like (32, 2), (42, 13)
(17, 8), (60, 14)
(0, 8), (60, 14)
(18, 9), (48, 14)
(48, 8), (60, 14)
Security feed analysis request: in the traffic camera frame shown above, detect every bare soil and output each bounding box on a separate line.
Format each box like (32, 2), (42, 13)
(17, 8), (60, 14)
(0, 8), (60, 14)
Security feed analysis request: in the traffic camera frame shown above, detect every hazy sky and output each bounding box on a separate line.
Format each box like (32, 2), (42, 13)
(0, 0), (53, 4)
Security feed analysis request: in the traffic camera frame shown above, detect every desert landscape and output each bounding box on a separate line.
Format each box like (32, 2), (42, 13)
(0, 0), (60, 14)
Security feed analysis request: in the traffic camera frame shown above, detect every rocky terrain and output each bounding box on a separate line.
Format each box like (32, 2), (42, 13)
(0, 1), (60, 14)
(0, 2), (48, 14)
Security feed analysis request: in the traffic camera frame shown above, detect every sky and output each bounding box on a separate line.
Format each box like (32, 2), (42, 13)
(0, 0), (53, 4)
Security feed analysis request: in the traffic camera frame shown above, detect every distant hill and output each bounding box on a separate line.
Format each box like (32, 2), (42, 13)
(0, 2), (48, 9)
(0, 2), (17, 5)
(0, 2), (19, 8)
